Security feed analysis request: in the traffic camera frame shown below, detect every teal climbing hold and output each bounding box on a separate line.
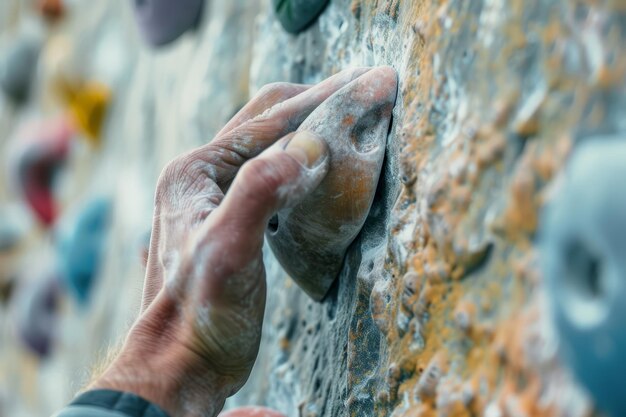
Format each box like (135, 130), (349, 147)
(273, 0), (330, 34)
(56, 197), (112, 304)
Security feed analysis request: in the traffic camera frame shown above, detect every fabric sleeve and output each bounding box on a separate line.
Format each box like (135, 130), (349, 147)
(52, 389), (171, 417)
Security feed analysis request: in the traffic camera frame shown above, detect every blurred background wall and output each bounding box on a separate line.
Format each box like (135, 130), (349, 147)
(0, 0), (624, 416)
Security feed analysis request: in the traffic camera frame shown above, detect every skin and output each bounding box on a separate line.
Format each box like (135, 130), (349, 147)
(90, 67), (374, 417)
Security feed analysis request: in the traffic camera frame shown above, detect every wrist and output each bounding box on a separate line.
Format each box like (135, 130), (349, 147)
(90, 353), (182, 416)
(90, 342), (228, 417)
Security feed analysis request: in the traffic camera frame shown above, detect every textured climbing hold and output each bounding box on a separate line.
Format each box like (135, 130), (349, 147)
(14, 273), (61, 358)
(132, 0), (205, 47)
(273, 0), (330, 34)
(8, 118), (73, 226)
(540, 137), (626, 417)
(0, 35), (41, 105)
(56, 198), (112, 304)
(266, 66), (398, 301)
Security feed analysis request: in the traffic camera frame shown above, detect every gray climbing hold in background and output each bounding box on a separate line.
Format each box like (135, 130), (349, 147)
(132, 0), (205, 47)
(266, 66), (397, 301)
(273, 0), (330, 34)
(540, 136), (626, 417)
(0, 36), (41, 105)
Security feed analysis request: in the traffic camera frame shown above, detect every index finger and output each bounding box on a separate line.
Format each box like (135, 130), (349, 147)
(216, 82), (311, 138)
(193, 67), (371, 189)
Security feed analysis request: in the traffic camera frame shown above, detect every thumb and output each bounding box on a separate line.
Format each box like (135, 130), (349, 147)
(206, 131), (329, 267)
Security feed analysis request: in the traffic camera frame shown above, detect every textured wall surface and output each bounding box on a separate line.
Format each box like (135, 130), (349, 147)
(1, 0), (624, 416)
(237, 1), (619, 416)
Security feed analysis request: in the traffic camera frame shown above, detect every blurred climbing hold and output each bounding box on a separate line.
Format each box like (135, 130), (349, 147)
(540, 137), (626, 417)
(266, 67), (397, 301)
(36, 0), (66, 23)
(8, 117), (73, 227)
(42, 35), (112, 144)
(0, 35), (41, 105)
(14, 272), (62, 359)
(273, 0), (330, 34)
(63, 80), (112, 145)
(56, 197), (112, 304)
(132, 0), (205, 47)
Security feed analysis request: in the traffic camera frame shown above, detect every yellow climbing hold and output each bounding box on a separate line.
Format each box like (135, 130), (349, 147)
(65, 81), (111, 146)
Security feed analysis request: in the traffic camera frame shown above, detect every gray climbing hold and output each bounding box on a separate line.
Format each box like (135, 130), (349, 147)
(266, 66), (397, 301)
(540, 136), (626, 417)
(132, 0), (205, 47)
(0, 36), (40, 105)
(273, 0), (330, 34)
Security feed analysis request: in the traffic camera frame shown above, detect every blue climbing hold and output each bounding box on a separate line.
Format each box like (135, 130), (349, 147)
(540, 136), (626, 417)
(56, 198), (112, 304)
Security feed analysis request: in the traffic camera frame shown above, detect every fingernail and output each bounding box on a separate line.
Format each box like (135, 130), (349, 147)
(285, 131), (327, 168)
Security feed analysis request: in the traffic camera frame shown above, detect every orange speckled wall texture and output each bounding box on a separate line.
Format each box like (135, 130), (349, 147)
(241, 1), (622, 416)
(1, 0), (623, 416)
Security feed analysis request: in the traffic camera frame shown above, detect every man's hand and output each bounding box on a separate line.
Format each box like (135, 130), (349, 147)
(90, 67), (371, 417)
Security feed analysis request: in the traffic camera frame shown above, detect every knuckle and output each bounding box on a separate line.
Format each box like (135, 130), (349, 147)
(161, 155), (191, 179)
(157, 157), (188, 192)
(156, 153), (217, 204)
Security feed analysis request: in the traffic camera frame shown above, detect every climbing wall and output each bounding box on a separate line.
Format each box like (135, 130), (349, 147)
(1, 0), (623, 416)
(237, 1), (618, 416)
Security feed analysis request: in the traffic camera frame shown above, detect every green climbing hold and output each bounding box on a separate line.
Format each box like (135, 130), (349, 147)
(273, 0), (330, 34)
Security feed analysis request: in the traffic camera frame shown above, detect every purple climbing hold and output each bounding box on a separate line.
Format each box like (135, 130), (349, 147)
(132, 0), (205, 47)
(14, 272), (61, 358)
